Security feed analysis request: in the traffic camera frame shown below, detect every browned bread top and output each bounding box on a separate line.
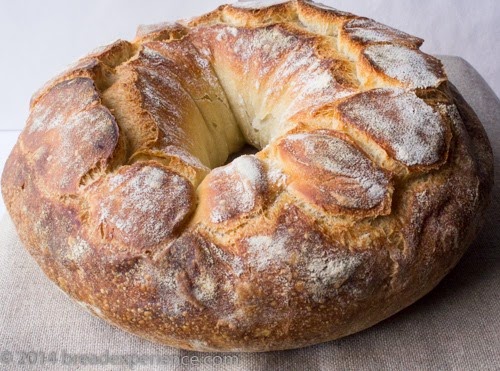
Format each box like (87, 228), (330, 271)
(1, 0), (493, 352)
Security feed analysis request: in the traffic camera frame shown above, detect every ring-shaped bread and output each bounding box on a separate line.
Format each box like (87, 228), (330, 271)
(2, 0), (493, 351)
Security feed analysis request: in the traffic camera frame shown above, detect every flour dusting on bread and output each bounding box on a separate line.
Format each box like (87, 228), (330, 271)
(363, 44), (446, 88)
(2, 0), (492, 353)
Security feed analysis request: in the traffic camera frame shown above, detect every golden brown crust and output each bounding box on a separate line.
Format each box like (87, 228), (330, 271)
(274, 129), (392, 216)
(296, 0), (356, 35)
(224, 1), (296, 27)
(358, 44), (447, 89)
(193, 155), (269, 226)
(30, 40), (135, 108)
(134, 22), (188, 43)
(340, 17), (424, 48)
(21, 78), (123, 194)
(1, 0), (494, 352)
(334, 88), (452, 170)
(87, 162), (196, 250)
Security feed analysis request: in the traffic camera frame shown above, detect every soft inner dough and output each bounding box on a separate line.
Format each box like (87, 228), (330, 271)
(1, 0), (493, 352)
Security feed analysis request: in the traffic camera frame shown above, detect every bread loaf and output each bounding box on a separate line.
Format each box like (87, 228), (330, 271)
(1, 0), (493, 352)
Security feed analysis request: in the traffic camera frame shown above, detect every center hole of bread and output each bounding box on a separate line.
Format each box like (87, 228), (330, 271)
(224, 143), (260, 166)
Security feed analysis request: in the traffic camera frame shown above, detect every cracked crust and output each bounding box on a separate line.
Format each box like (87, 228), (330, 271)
(1, 0), (494, 352)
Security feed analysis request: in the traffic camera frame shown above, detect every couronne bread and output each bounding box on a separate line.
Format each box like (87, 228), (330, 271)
(1, 0), (493, 352)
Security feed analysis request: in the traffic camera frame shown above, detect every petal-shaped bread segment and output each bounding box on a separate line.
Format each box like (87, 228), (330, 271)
(336, 89), (450, 168)
(195, 156), (268, 224)
(22, 78), (119, 194)
(360, 44), (446, 88)
(296, 0), (356, 35)
(30, 40), (134, 107)
(225, 0), (296, 27)
(341, 18), (423, 46)
(276, 130), (392, 215)
(89, 163), (195, 249)
(134, 22), (187, 42)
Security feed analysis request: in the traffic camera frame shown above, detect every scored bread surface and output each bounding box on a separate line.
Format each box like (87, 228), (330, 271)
(1, 0), (493, 352)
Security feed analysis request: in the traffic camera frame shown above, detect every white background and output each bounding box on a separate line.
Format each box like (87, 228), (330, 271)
(0, 0), (499, 131)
